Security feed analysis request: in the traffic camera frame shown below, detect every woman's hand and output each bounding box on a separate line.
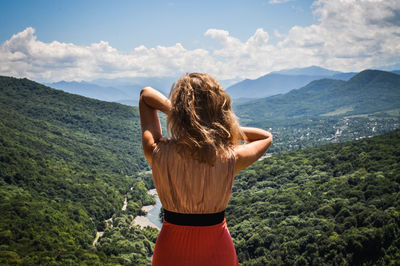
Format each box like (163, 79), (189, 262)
(140, 87), (171, 115)
(139, 87), (171, 167)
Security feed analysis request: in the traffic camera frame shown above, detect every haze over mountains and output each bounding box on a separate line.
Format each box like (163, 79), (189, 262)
(47, 81), (134, 103)
(47, 76), (176, 106)
(46, 66), (399, 107)
(227, 66), (361, 100)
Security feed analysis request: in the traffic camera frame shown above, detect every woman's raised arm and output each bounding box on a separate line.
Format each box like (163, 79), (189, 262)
(233, 127), (273, 175)
(139, 87), (171, 166)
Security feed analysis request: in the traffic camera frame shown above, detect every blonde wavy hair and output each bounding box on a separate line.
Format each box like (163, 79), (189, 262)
(167, 73), (245, 165)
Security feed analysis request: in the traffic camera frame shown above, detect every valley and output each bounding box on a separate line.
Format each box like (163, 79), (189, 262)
(0, 68), (399, 265)
(247, 113), (400, 154)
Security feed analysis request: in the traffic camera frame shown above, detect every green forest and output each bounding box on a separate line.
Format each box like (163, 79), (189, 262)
(228, 130), (400, 265)
(1, 75), (400, 265)
(0, 76), (155, 264)
(234, 70), (400, 155)
(235, 70), (400, 121)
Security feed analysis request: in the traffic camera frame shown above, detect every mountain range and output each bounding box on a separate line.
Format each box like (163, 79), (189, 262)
(45, 66), (399, 106)
(46, 76), (177, 106)
(227, 66), (360, 100)
(234, 69), (400, 122)
(47, 80), (134, 101)
(1, 73), (400, 264)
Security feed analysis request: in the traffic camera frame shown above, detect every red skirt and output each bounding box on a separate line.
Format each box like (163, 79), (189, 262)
(152, 218), (239, 266)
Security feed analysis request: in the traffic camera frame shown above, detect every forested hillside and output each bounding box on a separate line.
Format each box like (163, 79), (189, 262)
(0, 76), (156, 264)
(227, 130), (400, 265)
(1, 75), (400, 265)
(234, 70), (400, 155)
(235, 70), (400, 121)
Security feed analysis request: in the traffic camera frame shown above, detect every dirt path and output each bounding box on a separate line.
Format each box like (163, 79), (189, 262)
(92, 231), (104, 246)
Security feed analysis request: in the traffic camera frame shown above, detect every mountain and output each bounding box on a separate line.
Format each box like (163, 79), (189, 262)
(91, 76), (176, 95)
(48, 77), (182, 107)
(227, 66), (358, 100)
(271, 65), (341, 76)
(47, 80), (143, 104)
(227, 73), (328, 99)
(235, 70), (400, 121)
(49, 76), (244, 106)
(0, 76), (156, 264)
(47, 67), (397, 106)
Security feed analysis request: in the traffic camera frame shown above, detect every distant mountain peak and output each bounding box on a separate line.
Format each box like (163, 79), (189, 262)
(271, 65), (342, 76)
(227, 66), (349, 100)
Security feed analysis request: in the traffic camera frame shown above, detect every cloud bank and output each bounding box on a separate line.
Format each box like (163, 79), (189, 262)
(0, 0), (399, 82)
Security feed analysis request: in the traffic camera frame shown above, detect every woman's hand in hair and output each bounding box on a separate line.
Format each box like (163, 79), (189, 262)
(240, 127), (272, 143)
(233, 127), (273, 175)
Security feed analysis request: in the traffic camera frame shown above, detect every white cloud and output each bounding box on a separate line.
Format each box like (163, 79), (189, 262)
(0, 27), (216, 82)
(276, 0), (400, 71)
(273, 29), (285, 39)
(204, 0), (400, 77)
(1, 0), (399, 82)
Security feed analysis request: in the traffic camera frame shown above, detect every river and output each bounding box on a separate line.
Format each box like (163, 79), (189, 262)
(144, 190), (162, 229)
(133, 188), (162, 230)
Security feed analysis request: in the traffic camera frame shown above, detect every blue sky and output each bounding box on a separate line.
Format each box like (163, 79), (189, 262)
(0, 0), (315, 50)
(0, 0), (399, 82)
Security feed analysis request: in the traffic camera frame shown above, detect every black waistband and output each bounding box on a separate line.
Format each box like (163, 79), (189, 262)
(164, 209), (225, 226)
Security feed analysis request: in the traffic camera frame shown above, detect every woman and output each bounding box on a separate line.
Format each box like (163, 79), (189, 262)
(139, 73), (272, 266)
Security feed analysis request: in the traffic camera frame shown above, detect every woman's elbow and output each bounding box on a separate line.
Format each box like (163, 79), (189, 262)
(265, 133), (273, 149)
(140, 86), (153, 99)
(265, 131), (273, 142)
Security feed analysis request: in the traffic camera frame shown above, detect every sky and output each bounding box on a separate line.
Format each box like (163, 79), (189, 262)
(0, 0), (399, 82)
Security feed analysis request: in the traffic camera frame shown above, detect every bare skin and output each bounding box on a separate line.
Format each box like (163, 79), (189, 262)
(233, 127), (272, 175)
(139, 86), (171, 167)
(139, 86), (273, 174)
